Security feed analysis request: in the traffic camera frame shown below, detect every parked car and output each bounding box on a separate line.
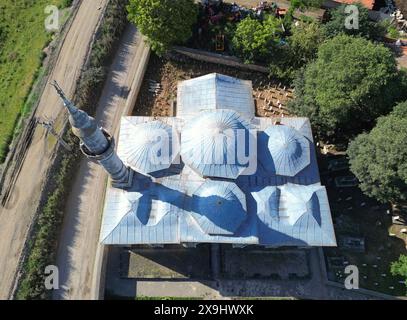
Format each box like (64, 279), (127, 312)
(335, 176), (358, 187)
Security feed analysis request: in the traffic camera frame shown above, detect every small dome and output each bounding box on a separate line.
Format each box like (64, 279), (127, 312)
(259, 125), (310, 176)
(121, 120), (179, 174)
(181, 110), (253, 179)
(191, 180), (247, 235)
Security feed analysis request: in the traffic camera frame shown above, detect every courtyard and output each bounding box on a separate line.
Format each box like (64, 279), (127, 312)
(132, 53), (293, 118)
(319, 152), (407, 296)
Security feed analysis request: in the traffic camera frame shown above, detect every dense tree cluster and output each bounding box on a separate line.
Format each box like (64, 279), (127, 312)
(231, 15), (283, 64)
(348, 102), (407, 204)
(289, 0), (324, 11)
(323, 3), (386, 40)
(127, 0), (198, 55)
(288, 35), (406, 138)
(269, 21), (325, 81)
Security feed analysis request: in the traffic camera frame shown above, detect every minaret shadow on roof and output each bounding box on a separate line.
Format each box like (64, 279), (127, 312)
(52, 81), (134, 189)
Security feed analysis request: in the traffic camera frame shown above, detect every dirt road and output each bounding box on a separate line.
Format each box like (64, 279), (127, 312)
(0, 0), (108, 299)
(52, 25), (149, 300)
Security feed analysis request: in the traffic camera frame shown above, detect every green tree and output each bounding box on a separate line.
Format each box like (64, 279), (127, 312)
(290, 0), (324, 10)
(285, 0), (324, 25)
(232, 15), (283, 64)
(391, 255), (407, 289)
(348, 102), (407, 203)
(127, 0), (198, 55)
(323, 3), (386, 40)
(288, 35), (405, 138)
(269, 22), (325, 81)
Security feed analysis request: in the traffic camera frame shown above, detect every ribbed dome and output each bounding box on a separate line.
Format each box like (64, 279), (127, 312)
(121, 120), (179, 174)
(259, 125), (310, 176)
(181, 110), (252, 179)
(191, 180), (247, 235)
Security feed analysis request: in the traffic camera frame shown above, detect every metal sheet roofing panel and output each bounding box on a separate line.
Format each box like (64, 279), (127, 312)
(118, 119), (180, 174)
(177, 73), (255, 118)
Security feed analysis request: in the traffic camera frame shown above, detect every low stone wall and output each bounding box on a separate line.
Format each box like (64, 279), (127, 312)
(123, 37), (151, 117)
(171, 46), (269, 74)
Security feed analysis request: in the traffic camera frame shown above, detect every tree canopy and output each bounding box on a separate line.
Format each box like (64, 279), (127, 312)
(290, 0), (324, 10)
(323, 3), (386, 40)
(269, 22), (325, 81)
(391, 255), (407, 289)
(348, 102), (407, 203)
(127, 0), (198, 55)
(288, 34), (405, 138)
(232, 15), (283, 64)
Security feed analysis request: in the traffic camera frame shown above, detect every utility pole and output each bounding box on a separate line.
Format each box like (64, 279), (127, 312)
(37, 117), (72, 152)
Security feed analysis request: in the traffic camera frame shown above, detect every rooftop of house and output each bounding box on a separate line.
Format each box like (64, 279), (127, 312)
(329, 0), (376, 10)
(99, 73), (337, 247)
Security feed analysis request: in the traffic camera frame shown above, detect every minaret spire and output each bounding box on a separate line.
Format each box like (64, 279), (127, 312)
(52, 81), (134, 189)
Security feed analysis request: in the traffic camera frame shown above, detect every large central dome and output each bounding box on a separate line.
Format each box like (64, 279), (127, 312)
(181, 110), (253, 179)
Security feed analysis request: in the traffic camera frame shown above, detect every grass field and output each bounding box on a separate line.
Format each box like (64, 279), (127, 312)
(0, 0), (71, 163)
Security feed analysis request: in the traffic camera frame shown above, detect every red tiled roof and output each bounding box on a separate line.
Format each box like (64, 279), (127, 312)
(334, 0), (375, 10)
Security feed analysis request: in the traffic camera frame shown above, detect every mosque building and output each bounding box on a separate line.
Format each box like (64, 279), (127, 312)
(54, 73), (336, 248)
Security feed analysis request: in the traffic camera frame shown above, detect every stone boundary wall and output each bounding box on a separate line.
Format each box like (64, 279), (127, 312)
(171, 46), (269, 74)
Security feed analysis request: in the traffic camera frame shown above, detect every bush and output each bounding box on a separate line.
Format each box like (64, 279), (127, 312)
(391, 255), (407, 291)
(388, 25), (400, 39)
(232, 15), (283, 64)
(323, 3), (386, 40)
(127, 0), (198, 55)
(60, 0), (73, 9)
(269, 21), (325, 82)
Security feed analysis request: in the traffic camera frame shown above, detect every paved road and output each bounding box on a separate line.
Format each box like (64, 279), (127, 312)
(52, 25), (149, 300)
(0, 0), (108, 300)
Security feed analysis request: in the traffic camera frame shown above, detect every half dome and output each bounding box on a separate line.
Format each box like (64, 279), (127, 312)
(191, 180), (247, 235)
(121, 120), (179, 174)
(181, 110), (253, 179)
(259, 125), (310, 176)
(278, 183), (322, 226)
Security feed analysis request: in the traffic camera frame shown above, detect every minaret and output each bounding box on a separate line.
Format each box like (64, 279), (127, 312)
(52, 81), (134, 189)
